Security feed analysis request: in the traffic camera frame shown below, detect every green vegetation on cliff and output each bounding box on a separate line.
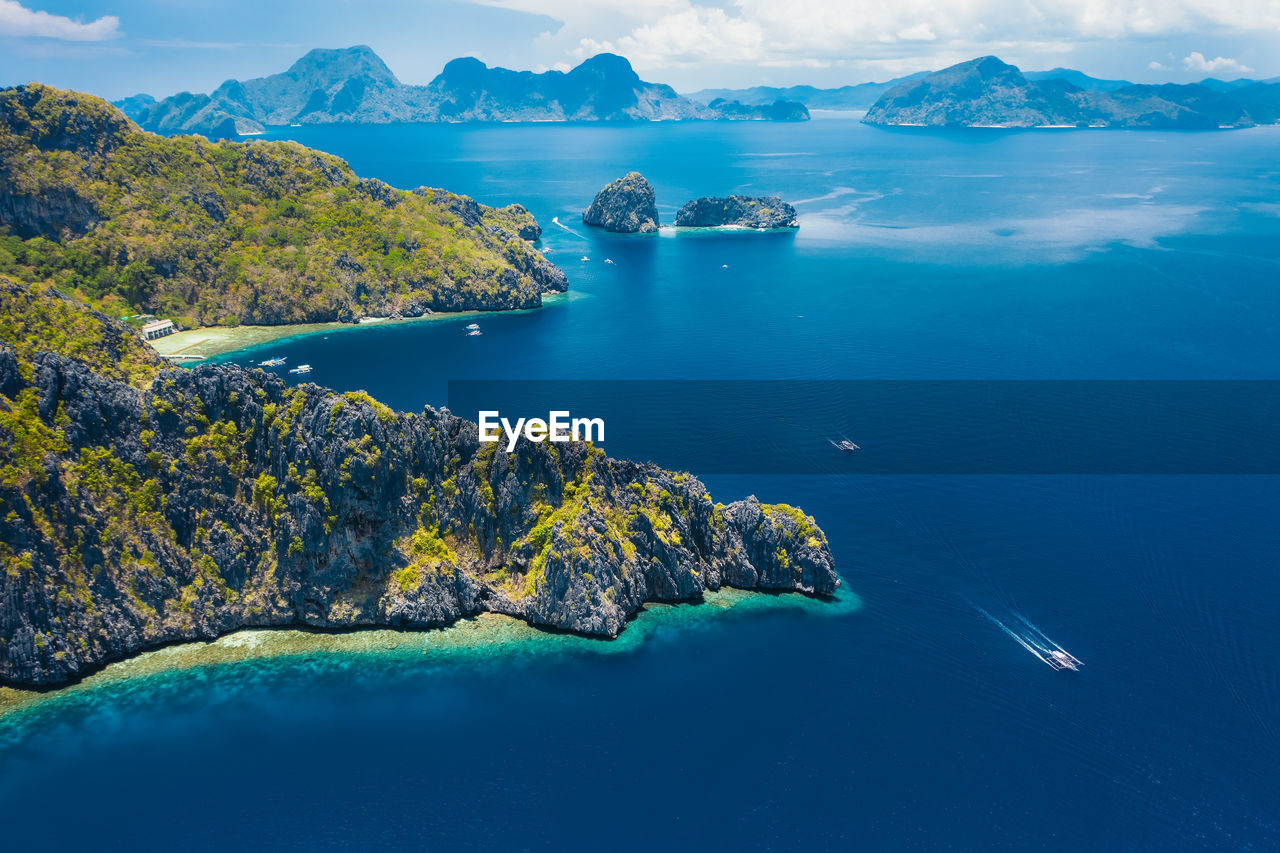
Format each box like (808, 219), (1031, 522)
(0, 276), (163, 386)
(0, 84), (566, 327)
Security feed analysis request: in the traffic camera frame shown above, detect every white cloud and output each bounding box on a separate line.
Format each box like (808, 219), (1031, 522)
(472, 0), (1280, 74)
(1182, 51), (1253, 74)
(574, 7), (765, 65)
(1148, 60), (1169, 70)
(0, 0), (120, 41)
(140, 40), (299, 50)
(897, 23), (936, 42)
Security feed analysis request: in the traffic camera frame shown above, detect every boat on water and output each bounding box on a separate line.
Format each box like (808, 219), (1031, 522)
(972, 604), (1084, 672)
(829, 438), (860, 452)
(1047, 650), (1083, 671)
(258, 356), (286, 367)
(581, 256), (590, 261)
(604, 258), (614, 264)
(288, 364), (313, 374)
(465, 323), (481, 331)
(466, 330), (483, 337)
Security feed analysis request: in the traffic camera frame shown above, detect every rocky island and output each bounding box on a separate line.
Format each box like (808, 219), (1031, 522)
(687, 75), (931, 111)
(675, 196), (799, 229)
(0, 84), (566, 328)
(582, 172), (660, 234)
(864, 55), (1280, 128)
(0, 278), (838, 687)
(703, 98), (810, 121)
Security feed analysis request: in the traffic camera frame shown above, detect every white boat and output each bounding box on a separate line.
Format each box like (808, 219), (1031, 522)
(829, 438), (860, 452)
(465, 323), (481, 331)
(288, 364), (313, 374)
(971, 605), (1084, 672)
(1048, 650), (1082, 671)
(466, 330), (483, 336)
(258, 356), (286, 367)
(604, 258), (614, 264)
(581, 256), (590, 261)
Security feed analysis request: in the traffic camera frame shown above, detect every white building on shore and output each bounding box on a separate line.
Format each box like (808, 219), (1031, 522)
(140, 319), (175, 341)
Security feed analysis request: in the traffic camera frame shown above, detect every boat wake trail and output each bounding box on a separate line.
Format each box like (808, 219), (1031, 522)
(967, 599), (1083, 671)
(551, 216), (586, 239)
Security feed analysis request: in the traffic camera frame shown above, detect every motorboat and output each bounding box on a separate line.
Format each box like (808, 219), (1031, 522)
(258, 357), (286, 367)
(1047, 649), (1083, 671)
(288, 364), (313, 374)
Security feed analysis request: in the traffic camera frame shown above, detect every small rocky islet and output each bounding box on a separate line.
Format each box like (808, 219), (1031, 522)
(582, 172), (661, 233)
(675, 195), (799, 229)
(582, 173), (799, 232)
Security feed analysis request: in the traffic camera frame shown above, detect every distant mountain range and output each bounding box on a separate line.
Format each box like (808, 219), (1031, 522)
(688, 66), (1280, 114)
(863, 56), (1280, 128)
(686, 75), (929, 111)
(115, 46), (808, 137)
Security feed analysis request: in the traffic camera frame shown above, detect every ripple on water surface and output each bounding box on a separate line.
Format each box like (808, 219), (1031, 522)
(0, 587), (860, 749)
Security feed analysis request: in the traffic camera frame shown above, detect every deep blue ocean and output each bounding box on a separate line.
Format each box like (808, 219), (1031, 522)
(3, 118), (1279, 850)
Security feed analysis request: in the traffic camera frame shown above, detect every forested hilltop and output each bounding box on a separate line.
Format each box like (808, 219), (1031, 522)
(0, 84), (566, 327)
(0, 278), (838, 687)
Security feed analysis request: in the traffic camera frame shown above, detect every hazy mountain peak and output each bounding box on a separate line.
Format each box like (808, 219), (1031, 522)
(439, 56), (489, 76)
(570, 53), (639, 80)
(962, 56), (1023, 79)
(284, 45), (400, 87)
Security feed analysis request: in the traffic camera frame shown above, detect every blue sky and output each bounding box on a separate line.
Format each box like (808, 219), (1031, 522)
(1, 0), (1277, 99)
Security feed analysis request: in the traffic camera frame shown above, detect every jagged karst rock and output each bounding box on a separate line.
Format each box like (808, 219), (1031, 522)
(675, 196), (799, 229)
(583, 172), (660, 234)
(0, 345), (839, 688)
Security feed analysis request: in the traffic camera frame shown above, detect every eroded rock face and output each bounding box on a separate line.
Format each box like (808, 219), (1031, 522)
(0, 188), (99, 240)
(0, 352), (839, 687)
(675, 196), (799, 229)
(582, 172), (660, 233)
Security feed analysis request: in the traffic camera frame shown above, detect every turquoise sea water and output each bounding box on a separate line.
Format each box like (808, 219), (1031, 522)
(4, 119), (1280, 850)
